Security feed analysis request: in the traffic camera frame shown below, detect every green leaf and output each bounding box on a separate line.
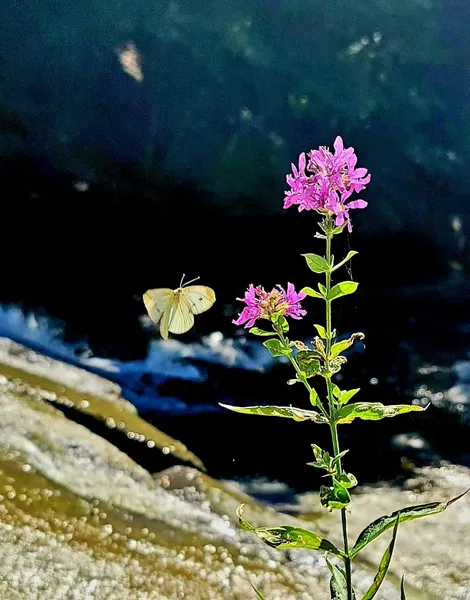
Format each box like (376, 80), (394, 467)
(219, 403), (328, 424)
(332, 222), (348, 235)
(350, 489), (469, 559)
(332, 251), (358, 273)
(301, 286), (324, 299)
(330, 333), (365, 358)
(302, 253), (330, 273)
(318, 283), (327, 297)
(309, 387), (319, 407)
(272, 314), (289, 332)
(237, 504), (346, 558)
(249, 328), (275, 337)
(249, 582), (266, 600)
(327, 561), (356, 599)
(328, 281), (359, 301)
(310, 444), (331, 468)
(321, 482), (351, 511)
(314, 324), (328, 339)
(297, 351), (321, 378)
(362, 515), (399, 600)
(336, 402), (426, 425)
(332, 449), (349, 468)
(263, 339), (291, 357)
(332, 384), (342, 399)
(338, 388), (361, 406)
(400, 576), (407, 600)
(337, 472), (358, 489)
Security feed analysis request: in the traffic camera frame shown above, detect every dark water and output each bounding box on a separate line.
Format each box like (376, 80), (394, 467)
(0, 0), (470, 498)
(0, 1), (470, 345)
(1, 271), (469, 498)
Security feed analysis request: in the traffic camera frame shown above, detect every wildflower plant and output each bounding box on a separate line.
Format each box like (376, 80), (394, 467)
(222, 137), (467, 600)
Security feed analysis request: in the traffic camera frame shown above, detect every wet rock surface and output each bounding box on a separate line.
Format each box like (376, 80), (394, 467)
(297, 464), (470, 600)
(0, 341), (331, 599)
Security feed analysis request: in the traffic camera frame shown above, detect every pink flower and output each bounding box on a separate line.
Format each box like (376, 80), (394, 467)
(284, 136), (370, 230)
(233, 283), (307, 328)
(333, 198), (368, 231)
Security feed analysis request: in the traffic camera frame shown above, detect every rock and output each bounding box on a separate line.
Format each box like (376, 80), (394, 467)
(0, 336), (206, 471)
(298, 464), (470, 600)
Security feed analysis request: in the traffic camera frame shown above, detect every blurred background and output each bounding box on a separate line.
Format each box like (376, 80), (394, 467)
(0, 1), (469, 598)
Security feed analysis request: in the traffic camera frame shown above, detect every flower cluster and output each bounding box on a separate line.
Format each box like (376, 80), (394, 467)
(233, 283), (306, 328)
(284, 136), (370, 231)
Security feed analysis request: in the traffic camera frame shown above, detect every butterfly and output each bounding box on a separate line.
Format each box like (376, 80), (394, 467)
(143, 275), (216, 340)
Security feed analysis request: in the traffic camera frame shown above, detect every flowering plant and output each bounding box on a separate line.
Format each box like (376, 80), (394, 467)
(223, 137), (466, 600)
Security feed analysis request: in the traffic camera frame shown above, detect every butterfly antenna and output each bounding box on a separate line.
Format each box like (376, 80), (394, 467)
(183, 276), (200, 287)
(179, 273), (185, 288)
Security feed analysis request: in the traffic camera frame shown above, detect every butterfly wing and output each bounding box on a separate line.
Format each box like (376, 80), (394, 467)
(183, 285), (216, 315)
(159, 299), (173, 340)
(143, 288), (174, 325)
(168, 292), (195, 335)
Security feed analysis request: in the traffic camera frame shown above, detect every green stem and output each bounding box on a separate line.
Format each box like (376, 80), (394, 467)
(325, 223), (353, 600)
(277, 329), (329, 420)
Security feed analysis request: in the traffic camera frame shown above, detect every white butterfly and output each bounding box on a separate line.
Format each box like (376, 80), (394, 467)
(143, 275), (216, 340)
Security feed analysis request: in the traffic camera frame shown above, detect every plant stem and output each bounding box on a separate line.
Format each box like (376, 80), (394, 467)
(277, 329), (329, 420)
(325, 224), (353, 600)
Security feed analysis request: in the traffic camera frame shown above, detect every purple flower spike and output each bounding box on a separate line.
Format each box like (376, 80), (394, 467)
(284, 136), (370, 230)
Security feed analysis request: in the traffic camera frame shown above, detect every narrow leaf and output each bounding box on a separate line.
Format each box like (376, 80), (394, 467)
(362, 515), (400, 600)
(327, 561), (355, 599)
(332, 222), (348, 235)
(301, 286), (324, 299)
(332, 384), (342, 399)
(330, 333), (365, 358)
(263, 338), (291, 357)
(337, 402), (425, 425)
(237, 504), (346, 558)
(332, 449), (349, 467)
(272, 314), (289, 332)
(249, 582), (266, 600)
(338, 388), (360, 406)
(219, 403), (328, 424)
(314, 324), (328, 339)
(400, 576), (407, 600)
(302, 253), (330, 273)
(328, 281), (359, 301)
(350, 489), (469, 559)
(318, 283), (327, 297)
(332, 251), (358, 273)
(249, 328), (276, 337)
(309, 387), (319, 407)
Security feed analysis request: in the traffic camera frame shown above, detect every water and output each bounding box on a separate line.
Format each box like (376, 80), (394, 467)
(0, 301), (470, 489)
(0, 305), (276, 415)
